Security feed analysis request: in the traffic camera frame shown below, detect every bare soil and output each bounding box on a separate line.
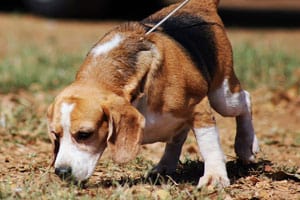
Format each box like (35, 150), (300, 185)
(0, 13), (299, 199)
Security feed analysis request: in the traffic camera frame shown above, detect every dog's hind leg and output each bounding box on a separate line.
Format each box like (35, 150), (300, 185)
(150, 128), (189, 175)
(208, 75), (259, 163)
(192, 98), (230, 189)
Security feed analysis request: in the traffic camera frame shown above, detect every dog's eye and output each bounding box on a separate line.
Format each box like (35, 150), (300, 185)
(76, 131), (93, 140)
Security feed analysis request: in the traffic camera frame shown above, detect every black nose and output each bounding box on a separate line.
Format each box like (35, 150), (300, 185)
(55, 166), (72, 180)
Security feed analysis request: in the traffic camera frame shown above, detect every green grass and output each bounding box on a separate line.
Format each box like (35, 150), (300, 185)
(0, 45), (82, 93)
(233, 42), (300, 90)
(0, 94), (48, 144)
(0, 43), (299, 93)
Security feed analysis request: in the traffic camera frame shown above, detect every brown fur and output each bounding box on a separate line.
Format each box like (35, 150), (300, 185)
(47, 0), (246, 174)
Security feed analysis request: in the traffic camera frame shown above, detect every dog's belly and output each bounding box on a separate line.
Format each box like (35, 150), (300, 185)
(141, 111), (186, 144)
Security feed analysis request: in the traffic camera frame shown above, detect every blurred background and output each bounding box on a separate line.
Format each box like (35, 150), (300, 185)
(2, 0), (300, 26)
(0, 0), (299, 199)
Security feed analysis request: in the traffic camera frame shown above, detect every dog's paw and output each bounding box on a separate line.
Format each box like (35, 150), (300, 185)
(197, 173), (230, 190)
(235, 134), (260, 164)
(148, 164), (176, 176)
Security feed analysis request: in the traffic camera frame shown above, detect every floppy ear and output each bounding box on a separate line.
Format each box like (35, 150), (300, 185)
(104, 103), (145, 164)
(47, 103), (59, 166)
(50, 136), (60, 167)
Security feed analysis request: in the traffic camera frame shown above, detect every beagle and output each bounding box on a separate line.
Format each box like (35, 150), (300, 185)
(47, 0), (259, 188)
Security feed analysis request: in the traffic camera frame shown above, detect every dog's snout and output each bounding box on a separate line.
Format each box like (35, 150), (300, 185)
(55, 166), (72, 180)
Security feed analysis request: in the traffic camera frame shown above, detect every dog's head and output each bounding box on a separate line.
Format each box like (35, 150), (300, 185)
(47, 84), (145, 182)
(47, 22), (164, 182)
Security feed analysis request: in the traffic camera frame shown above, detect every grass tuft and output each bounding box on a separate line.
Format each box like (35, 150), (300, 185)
(0, 45), (82, 93)
(233, 43), (300, 89)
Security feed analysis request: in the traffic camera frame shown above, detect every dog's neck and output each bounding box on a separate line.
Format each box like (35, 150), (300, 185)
(74, 25), (160, 103)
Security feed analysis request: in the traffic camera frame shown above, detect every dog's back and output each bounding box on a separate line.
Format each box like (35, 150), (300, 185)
(141, 0), (232, 89)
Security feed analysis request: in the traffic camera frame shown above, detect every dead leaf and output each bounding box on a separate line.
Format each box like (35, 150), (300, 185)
(247, 176), (260, 186)
(186, 145), (198, 154)
(264, 165), (274, 173)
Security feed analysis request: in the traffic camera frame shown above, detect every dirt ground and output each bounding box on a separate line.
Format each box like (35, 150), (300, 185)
(0, 13), (299, 199)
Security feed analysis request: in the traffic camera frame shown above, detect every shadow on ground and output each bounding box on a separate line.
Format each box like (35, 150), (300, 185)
(87, 159), (300, 189)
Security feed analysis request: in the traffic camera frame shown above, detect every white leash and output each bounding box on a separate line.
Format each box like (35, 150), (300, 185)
(145, 0), (191, 35)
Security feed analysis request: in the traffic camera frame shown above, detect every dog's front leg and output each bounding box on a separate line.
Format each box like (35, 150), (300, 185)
(192, 98), (230, 189)
(194, 126), (230, 189)
(150, 128), (189, 175)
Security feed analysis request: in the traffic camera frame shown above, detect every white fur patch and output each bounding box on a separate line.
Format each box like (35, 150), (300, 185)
(194, 126), (226, 166)
(194, 126), (229, 188)
(91, 34), (123, 57)
(60, 103), (74, 129)
(209, 79), (246, 117)
(54, 103), (101, 181)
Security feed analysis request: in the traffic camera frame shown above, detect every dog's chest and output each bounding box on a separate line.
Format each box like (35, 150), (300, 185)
(143, 111), (185, 144)
(134, 98), (185, 144)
